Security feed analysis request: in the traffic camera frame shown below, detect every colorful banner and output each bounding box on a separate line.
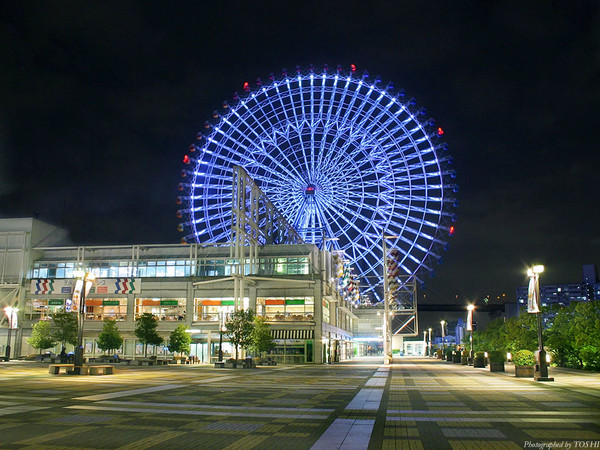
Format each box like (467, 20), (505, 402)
(31, 278), (141, 294)
(527, 276), (540, 313)
(466, 309), (473, 331)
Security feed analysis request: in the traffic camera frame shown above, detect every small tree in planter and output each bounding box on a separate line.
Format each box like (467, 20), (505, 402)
(461, 349), (469, 365)
(453, 349), (462, 363)
(97, 319), (124, 357)
(513, 349), (535, 377)
(28, 320), (57, 355)
(488, 350), (505, 372)
(135, 313), (164, 357)
(473, 351), (486, 368)
(249, 316), (275, 360)
(168, 324), (192, 362)
(445, 347), (454, 362)
(225, 309), (255, 363)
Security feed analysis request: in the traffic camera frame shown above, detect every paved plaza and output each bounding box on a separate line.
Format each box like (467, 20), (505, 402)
(0, 357), (599, 449)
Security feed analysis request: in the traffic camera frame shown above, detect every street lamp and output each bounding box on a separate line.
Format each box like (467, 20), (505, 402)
(466, 304), (475, 359)
(3, 306), (18, 361)
(427, 327), (432, 357)
(218, 310), (227, 362)
(423, 330), (427, 356)
(440, 320), (446, 358)
(382, 234), (399, 365)
(72, 270), (96, 373)
(527, 265), (554, 382)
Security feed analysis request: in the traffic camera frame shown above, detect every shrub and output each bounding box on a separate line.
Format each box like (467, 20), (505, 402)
(513, 350), (535, 366)
(488, 350), (505, 363)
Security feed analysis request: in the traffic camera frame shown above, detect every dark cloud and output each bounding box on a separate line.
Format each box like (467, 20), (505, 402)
(1, 1), (599, 300)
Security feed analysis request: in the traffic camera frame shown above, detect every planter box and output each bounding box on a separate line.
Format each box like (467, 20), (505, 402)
(461, 357), (469, 365)
(453, 355), (462, 363)
(515, 365), (534, 378)
(473, 358), (486, 368)
(489, 362), (505, 372)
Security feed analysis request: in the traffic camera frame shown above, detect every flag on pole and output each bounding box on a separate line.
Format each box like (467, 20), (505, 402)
(527, 275), (540, 313)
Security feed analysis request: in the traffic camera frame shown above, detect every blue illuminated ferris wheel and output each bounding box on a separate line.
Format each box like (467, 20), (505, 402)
(178, 65), (458, 301)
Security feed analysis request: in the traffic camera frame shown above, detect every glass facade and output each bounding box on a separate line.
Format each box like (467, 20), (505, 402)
(32, 256), (309, 279)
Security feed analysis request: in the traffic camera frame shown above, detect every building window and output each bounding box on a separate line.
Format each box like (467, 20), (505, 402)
(256, 297), (314, 321)
(135, 298), (186, 321)
(25, 298), (66, 320)
(84, 298), (127, 321)
(193, 298), (235, 321)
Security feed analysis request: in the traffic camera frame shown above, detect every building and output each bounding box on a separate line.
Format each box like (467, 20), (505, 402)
(1, 218), (356, 364)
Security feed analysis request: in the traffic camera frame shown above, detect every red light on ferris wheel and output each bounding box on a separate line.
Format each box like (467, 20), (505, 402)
(243, 82), (250, 92)
(350, 64), (357, 73)
(449, 225), (455, 235)
(437, 127), (444, 136)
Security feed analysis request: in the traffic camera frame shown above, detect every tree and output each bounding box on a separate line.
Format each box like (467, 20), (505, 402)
(473, 317), (507, 352)
(546, 304), (580, 368)
(503, 309), (538, 352)
(249, 315), (276, 357)
(135, 313), (163, 357)
(51, 310), (78, 349)
(225, 309), (255, 360)
(97, 319), (124, 355)
(28, 320), (57, 354)
(168, 324), (192, 356)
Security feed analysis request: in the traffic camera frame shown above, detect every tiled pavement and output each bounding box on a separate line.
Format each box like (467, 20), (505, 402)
(0, 358), (599, 449)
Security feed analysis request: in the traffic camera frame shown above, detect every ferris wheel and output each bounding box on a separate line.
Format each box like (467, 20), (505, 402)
(178, 64), (458, 301)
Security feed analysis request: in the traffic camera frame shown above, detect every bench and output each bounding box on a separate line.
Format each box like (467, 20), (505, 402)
(49, 364), (90, 375)
(214, 361), (225, 368)
(88, 365), (114, 375)
(49, 364), (74, 374)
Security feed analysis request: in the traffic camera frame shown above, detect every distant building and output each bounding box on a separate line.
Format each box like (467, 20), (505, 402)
(516, 264), (600, 308)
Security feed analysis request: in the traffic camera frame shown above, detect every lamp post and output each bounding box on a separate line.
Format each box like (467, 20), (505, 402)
(4, 306), (18, 361)
(466, 305), (475, 359)
(427, 327), (432, 357)
(382, 234), (399, 365)
(440, 320), (446, 358)
(73, 270), (96, 372)
(527, 265), (554, 382)
(218, 310), (226, 362)
(423, 330), (427, 356)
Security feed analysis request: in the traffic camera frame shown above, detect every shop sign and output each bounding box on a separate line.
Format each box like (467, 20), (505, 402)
(48, 299), (65, 305)
(103, 300), (120, 306)
(160, 300), (179, 306)
(285, 299), (305, 305)
(285, 339), (303, 345)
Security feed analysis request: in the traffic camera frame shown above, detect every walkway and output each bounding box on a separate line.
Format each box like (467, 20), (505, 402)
(0, 357), (598, 449)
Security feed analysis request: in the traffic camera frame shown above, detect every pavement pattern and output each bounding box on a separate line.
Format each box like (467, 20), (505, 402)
(0, 357), (599, 449)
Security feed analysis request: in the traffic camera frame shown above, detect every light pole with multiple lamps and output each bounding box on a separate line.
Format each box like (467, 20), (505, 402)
(527, 265), (554, 382)
(72, 270), (96, 373)
(466, 304), (475, 358)
(3, 306), (18, 361)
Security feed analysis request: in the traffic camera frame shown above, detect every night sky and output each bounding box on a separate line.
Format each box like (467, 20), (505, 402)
(1, 1), (599, 304)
